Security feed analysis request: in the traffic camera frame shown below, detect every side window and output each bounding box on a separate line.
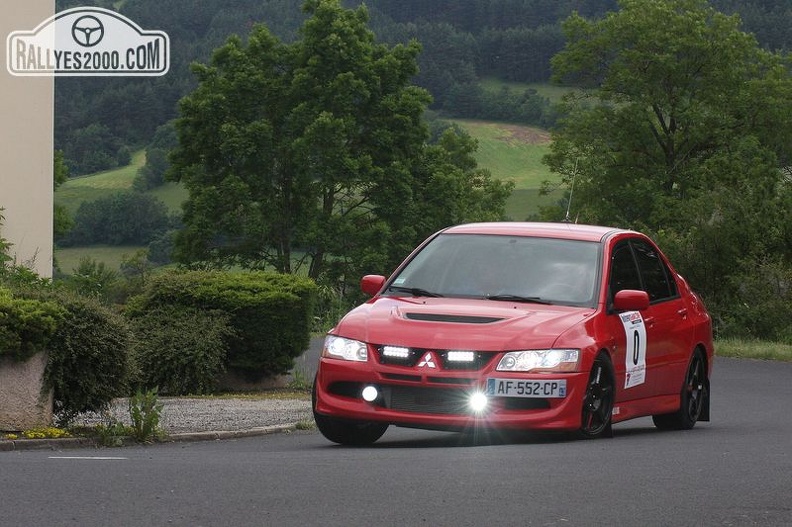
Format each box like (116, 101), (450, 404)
(609, 242), (641, 296)
(632, 240), (677, 302)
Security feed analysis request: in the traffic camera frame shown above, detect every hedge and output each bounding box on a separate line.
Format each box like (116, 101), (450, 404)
(126, 270), (317, 380)
(1, 282), (132, 425)
(130, 306), (235, 395)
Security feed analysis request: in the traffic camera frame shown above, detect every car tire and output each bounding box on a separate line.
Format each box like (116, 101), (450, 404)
(579, 354), (614, 439)
(653, 349), (707, 431)
(312, 383), (388, 445)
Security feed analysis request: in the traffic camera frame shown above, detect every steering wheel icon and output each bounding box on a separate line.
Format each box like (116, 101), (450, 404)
(71, 15), (105, 47)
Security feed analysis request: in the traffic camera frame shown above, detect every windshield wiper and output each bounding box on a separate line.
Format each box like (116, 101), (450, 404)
(388, 286), (444, 298)
(485, 294), (553, 304)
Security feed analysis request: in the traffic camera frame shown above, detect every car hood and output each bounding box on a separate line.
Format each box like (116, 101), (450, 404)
(332, 296), (597, 351)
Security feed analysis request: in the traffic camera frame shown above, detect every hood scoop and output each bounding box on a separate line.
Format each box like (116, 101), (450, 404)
(404, 312), (504, 324)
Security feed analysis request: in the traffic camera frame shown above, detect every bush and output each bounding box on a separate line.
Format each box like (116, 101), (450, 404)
(130, 306), (234, 395)
(127, 270), (317, 380)
(2, 277), (133, 425)
(0, 287), (64, 362)
(62, 256), (120, 300)
(720, 257), (792, 343)
(42, 290), (132, 425)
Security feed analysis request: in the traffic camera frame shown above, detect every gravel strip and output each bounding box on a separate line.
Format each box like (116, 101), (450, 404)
(74, 397), (313, 434)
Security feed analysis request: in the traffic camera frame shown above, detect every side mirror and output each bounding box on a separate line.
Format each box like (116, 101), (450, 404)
(613, 289), (650, 312)
(361, 275), (386, 296)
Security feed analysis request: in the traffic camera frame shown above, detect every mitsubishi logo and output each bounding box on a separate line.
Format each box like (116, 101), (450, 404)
(417, 352), (437, 369)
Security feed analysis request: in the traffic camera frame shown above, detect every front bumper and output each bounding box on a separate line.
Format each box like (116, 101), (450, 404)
(314, 357), (590, 432)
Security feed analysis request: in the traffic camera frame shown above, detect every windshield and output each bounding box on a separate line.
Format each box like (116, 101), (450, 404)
(387, 233), (601, 306)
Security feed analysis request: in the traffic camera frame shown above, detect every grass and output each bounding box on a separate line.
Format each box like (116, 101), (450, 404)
(149, 182), (188, 212)
(55, 245), (144, 274)
(506, 188), (563, 221)
(479, 78), (581, 103)
(56, 150), (145, 216)
(450, 118), (552, 189)
(715, 338), (792, 362)
(54, 150), (188, 275)
(449, 117), (565, 220)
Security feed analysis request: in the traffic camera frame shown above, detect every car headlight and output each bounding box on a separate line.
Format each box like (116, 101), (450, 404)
(496, 349), (579, 372)
(323, 335), (368, 362)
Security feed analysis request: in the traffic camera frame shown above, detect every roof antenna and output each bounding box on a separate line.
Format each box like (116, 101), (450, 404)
(563, 159), (578, 223)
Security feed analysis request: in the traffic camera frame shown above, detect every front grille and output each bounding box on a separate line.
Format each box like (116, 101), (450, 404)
(383, 385), (469, 415)
(382, 373), (421, 382)
(427, 377), (474, 385)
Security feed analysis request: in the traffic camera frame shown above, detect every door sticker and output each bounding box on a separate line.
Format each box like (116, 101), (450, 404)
(620, 311), (647, 389)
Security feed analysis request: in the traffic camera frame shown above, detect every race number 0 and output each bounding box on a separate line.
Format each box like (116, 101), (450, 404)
(620, 311), (647, 388)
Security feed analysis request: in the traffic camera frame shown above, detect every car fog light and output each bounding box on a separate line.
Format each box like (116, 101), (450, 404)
(361, 385), (379, 402)
(469, 392), (488, 413)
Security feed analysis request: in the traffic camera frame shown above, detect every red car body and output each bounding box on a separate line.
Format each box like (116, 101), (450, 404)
(313, 222), (714, 444)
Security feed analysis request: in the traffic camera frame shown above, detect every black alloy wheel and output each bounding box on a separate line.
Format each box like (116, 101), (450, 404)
(653, 349), (707, 430)
(579, 356), (614, 439)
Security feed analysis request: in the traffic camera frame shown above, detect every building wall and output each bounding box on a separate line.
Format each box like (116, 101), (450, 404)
(0, 1), (54, 278)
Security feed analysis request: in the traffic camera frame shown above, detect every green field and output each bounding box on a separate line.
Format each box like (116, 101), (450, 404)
(149, 182), (189, 212)
(55, 244), (146, 275)
(55, 150), (178, 273)
(479, 77), (578, 103)
(56, 150), (144, 215)
(449, 118), (563, 220)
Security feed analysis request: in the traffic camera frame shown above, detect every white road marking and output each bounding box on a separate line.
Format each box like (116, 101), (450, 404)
(48, 456), (128, 460)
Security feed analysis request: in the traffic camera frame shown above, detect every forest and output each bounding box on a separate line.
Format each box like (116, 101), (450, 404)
(53, 0), (792, 175)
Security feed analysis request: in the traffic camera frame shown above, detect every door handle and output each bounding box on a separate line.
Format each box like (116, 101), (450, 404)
(644, 317), (655, 326)
(677, 308), (688, 319)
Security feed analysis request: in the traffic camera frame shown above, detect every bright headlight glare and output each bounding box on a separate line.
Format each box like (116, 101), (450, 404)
(323, 335), (368, 362)
(469, 392), (488, 413)
(496, 349), (579, 372)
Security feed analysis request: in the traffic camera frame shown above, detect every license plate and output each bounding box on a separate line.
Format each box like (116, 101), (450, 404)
(486, 378), (567, 398)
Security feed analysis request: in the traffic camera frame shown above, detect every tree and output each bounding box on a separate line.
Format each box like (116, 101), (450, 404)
(63, 192), (172, 246)
(53, 150), (73, 237)
(543, 0), (792, 339)
(169, 0), (511, 283)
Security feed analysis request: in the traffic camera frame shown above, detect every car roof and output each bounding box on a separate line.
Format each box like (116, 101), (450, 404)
(441, 222), (631, 243)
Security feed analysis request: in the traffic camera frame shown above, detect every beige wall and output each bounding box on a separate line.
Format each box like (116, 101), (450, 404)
(0, 1), (54, 278)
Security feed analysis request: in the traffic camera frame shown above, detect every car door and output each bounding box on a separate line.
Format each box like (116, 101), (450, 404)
(630, 238), (693, 395)
(606, 240), (654, 401)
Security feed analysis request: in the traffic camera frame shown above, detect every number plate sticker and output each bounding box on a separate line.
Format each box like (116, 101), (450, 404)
(486, 378), (567, 398)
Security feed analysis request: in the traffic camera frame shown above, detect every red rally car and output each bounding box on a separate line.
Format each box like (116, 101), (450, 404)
(313, 222), (714, 444)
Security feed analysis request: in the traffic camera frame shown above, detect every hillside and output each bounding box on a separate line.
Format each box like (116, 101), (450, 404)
(54, 119), (560, 273)
(450, 119), (560, 221)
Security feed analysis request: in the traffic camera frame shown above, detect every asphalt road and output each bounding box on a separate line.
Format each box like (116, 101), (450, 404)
(2, 357), (791, 527)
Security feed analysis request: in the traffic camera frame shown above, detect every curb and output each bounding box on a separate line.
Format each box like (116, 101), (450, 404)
(0, 423), (299, 452)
